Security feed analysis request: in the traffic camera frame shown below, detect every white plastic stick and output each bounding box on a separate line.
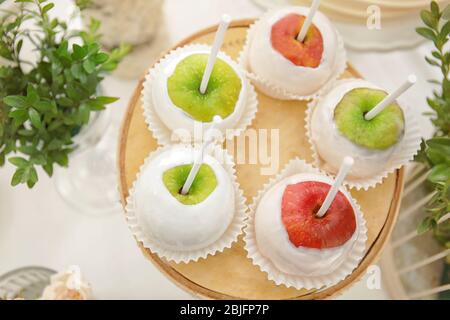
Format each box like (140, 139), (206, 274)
(364, 75), (417, 121)
(297, 0), (321, 42)
(181, 116), (222, 195)
(316, 157), (354, 218)
(199, 14), (231, 94)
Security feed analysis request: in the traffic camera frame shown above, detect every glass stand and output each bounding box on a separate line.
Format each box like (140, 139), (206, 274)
(54, 108), (121, 216)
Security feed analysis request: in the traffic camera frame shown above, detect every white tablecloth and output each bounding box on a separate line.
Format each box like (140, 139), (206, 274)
(0, 0), (438, 299)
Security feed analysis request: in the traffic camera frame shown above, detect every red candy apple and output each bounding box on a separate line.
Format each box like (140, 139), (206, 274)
(271, 13), (324, 68)
(281, 181), (356, 249)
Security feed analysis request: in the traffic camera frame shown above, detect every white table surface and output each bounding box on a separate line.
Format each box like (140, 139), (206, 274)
(0, 0), (439, 299)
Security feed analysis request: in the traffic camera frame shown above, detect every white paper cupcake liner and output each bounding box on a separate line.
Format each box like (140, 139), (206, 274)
(125, 144), (247, 263)
(305, 79), (422, 190)
(141, 44), (258, 146)
(238, 14), (347, 101)
(244, 158), (367, 290)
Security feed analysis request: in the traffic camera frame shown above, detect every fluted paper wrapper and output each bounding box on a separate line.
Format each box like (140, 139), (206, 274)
(142, 44), (258, 145)
(305, 80), (422, 190)
(125, 144), (247, 263)
(244, 158), (367, 290)
(238, 14), (347, 101)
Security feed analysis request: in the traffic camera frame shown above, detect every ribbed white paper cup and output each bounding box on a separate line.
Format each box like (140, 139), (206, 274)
(305, 79), (422, 190)
(142, 44), (258, 145)
(125, 144), (247, 263)
(244, 158), (367, 290)
(238, 9), (347, 101)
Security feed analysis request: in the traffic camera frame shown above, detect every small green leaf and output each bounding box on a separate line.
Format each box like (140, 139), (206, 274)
(444, 52), (450, 64)
(83, 59), (96, 74)
(85, 100), (103, 111)
(443, 4), (450, 20)
(71, 63), (85, 80)
(432, 51), (442, 60)
(28, 108), (42, 129)
(8, 157), (28, 168)
(34, 100), (53, 113)
(47, 120), (63, 131)
(42, 3), (55, 13)
(0, 66), (9, 78)
(72, 44), (87, 60)
(54, 152), (69, 167)
(87, 43), (100, 55)
(418, 217), (436, 234)
(441, 21), (450, 39)
(95, 96), (119, 104)
(428, 164), (450, 183)
(57, 40), (69, 55)
(31, 155), (46, 165)
(11, 168), (25, 186)
(18, 145), (36, 155)
(57, 97), (74, 107)
(88, 17), (101, 33)
(17, 129), (35, 137)
(43, 162), (53, 177)
(431, 1), (440, 18)
(443, 79), (450, 95)
(8, 109), (28, 122)
(26, 167), (38, 188)
(26, 85), (39, 105)
(78, 103), (90, 124)
(421, 10), (438, 29)
(47, 139), (63, 151)
(425, 56), (441, 67)
(75, 0), (93, 10)
(51, 61), (63, 76)
(427, 137), (450, 148)
(426, 149), (448, 165)
(416, 27), (437, 41)
(100, 43), (130, 72)
(16, 39), (23, 54)
(92, 52), (109, 64)
(3, 96), (28, 109)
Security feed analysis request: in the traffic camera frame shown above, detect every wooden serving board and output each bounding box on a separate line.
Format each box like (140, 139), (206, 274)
(117, 20), (404, 300)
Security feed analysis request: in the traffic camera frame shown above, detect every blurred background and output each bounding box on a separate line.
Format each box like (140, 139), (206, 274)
(0, 0), (449, 299)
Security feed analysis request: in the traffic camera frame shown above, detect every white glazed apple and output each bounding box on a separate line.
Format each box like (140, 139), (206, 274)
(247, 6), (341, 98)
(132, 145), (235, 252)
(254, 173), (359, 276)
(310, 79), (405, 179)
(149, 46), (248, 140)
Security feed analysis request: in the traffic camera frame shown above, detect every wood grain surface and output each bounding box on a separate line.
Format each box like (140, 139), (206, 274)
(117, 20), (404, 300)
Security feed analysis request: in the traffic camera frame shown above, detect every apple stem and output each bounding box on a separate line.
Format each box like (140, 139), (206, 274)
(199, 14), (231, 95)
(180, 116), (223, 195)
(296, 0), (321, 43)
(316, 157), (354, 218)
(364, 74), (417, 121)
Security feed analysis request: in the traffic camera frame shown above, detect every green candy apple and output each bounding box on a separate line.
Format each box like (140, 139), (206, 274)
(334, 88), (405, 150)
(167, 54), (242, 122)
(163, 163), (217, 205)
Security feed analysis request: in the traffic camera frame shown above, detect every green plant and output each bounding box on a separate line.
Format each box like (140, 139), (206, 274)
(0, 0), (129, 188)
(415, 1), (450, 247)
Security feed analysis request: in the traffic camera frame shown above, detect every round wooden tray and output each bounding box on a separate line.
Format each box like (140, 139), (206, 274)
(118, 19), (404, 300)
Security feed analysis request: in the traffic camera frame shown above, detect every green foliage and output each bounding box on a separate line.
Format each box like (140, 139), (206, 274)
(415, 1), (450, 246)
(416, 1), (450, 136)
(0, 0), (129, 188)
(416, 137), (450, 240)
